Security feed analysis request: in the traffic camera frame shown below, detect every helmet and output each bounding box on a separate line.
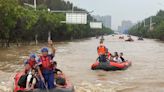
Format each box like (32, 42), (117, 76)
(30, 54), (36, 58)
(41, 48), (48, 52)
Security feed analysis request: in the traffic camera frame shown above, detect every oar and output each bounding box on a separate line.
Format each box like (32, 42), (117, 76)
(42, 80), (50, 92)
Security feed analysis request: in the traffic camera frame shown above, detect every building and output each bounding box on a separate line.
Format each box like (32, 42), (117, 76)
(93, 15), (112, 29)
(118, 20), (133, 34)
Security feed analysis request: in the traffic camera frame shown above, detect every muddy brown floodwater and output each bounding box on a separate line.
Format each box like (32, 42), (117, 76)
(0, 35), (164, 92)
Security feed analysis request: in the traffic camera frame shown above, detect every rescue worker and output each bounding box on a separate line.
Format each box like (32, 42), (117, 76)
(24, 54), (37, 74)
(18, 54), (37, 90)
(97, 41), (107, 56)
(37, 40), (56, 89)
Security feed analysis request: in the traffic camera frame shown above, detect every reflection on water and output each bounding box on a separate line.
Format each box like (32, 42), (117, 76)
(0, 35), (164, 92)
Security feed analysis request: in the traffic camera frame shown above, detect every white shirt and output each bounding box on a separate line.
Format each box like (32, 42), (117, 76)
(113, 57), (122, 63)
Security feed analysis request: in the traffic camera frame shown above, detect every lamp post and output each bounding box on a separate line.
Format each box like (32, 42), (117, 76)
(24, 0), (36, 11)
(34, 0), (36, 11)
(35, 34), (38, 45)
(47, 8), (51, 41)
(149, 17), (155, 31)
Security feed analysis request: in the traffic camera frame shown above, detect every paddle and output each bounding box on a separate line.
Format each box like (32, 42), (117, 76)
(42, 79), (50, 92)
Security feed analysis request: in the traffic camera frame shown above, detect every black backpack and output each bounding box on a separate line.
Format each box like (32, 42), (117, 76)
(56, 77), (66, 86)
(18, 74), (28, 88)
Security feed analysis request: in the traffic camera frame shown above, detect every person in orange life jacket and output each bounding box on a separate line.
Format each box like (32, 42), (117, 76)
(97, 41), (107, 56)
(97, 48), (110, 63)
(24, 54), (37, 74)
(37, 40), (56, 89)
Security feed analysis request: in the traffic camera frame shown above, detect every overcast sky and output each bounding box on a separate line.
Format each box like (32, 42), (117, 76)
(65, 0), (164, 30)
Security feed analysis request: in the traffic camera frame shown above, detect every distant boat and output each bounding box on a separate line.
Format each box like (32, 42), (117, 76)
(127, 35), (131, 37)
(100, 35), (105, 41)
(119, 36), (124, 39)
(125, 37), (134, 42)
(138, 37), (144, 40)
(96, 35), (99, 39)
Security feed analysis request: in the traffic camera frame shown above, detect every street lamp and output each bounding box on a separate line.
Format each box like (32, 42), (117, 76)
(47, 8), (51, 41)
(24, 0), (36, 11)
(34, 0), (36, 11)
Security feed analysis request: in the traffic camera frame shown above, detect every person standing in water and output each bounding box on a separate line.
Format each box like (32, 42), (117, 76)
(37, 40), (56, 89)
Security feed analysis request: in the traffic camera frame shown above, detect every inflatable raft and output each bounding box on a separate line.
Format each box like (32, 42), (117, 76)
(14, 72), (74, 92)
(138, 37), (144, 40)
(125, 39), (134, 42)
(119, 36), (124, 39)
(91, 61), (132, 71)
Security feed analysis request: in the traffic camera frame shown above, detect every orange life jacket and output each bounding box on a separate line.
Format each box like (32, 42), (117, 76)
(28, 59), (36, 68)
(40, 56), (53, 70)
(97, 45), (106, 55)
(24, 59), (36, 73)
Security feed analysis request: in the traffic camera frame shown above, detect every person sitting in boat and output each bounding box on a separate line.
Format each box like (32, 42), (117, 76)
(53, 61), (62, 75)
(112, 52), (118, 57)
(18, 68), (38, 91)
(22, 54), (37, 90)
(105, 48), (111, 59)
(37, 40), (56, 89)
(52, 61), (66, 87)
(119, 52), (126, 62)
(24, 54), (37, 74)
(25, 68), (38, 90)
(113, 53), (122, 63)
(97, 40), (107, 56)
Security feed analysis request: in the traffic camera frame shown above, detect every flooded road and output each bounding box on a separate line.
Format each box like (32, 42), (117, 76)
(0, 35), (164, 92)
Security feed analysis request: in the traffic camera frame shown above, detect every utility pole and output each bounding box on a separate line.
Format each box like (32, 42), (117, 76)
(24, 0), (36, 11)
(24, 0), (37, 44)
(149, 17), (154, 31)
(144, 20), (146, 27)
(34, 0), (36, 11)
(72, 4), (74, 13)
(47, 9), (51, 41)
(48, 31), (51, 41)
(35, 34), (38, 45)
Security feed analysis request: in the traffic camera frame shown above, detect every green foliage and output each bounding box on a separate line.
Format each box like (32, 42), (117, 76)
(128, 10), (164, 40)
(0, 0), (113, 47)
